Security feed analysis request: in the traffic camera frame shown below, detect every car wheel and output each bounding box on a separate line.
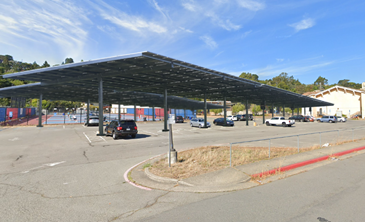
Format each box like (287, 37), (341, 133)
(131, 134), (136, 138)
(288, 125), (292, 127)
(266, 122), (270, 126)
(112, 131), (118, 140)
(282, 122), (287, 127)
(199, 124), (202, 128)
(317, 120), (321, 122)
(190, 123), (193, 127)
(329, 120), (332, 123)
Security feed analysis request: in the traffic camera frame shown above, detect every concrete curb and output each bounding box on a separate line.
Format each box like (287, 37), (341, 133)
(145, 167), (194, 187)
(252, 145), (365, 178)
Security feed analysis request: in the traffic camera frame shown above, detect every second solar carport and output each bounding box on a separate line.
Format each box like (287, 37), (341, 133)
(0, 82), (226, 131)
(1, 51), (333, 134)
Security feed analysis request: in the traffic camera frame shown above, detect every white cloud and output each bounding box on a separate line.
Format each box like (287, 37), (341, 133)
(289, 18), (316, 32)
(241, 30), (252, 38)
(200, 35), (218, 49)
(236, 0), (266, 11)
(251, 61), (333, 77)
(149, 0), (171, 21)
(206, 12), (241, 31)
(0, 0), (89, 61)
(277, 58), (284, 62)
(92, 0), (167, 34)
(182, 0), (199, 12)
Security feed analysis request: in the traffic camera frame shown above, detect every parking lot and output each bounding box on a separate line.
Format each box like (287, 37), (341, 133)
(1, 118), (364, 221)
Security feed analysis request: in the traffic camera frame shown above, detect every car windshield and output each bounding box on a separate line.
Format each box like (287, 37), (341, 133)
(198, 119), (204, 122)
(90, 117), (98, 119)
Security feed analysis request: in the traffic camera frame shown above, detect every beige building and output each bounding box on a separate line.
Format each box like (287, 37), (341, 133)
(302, 85), (365, 118)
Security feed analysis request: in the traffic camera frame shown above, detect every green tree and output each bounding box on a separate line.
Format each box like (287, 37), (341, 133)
(211, 109), (222, 115)
(42, 61), (50, 68)
(239, 72), (259, 82)
(65, 58), (74, 64)
(314, 76), (328, 86)
(232, 103), (245, 114)
(251, 104), (262, 116)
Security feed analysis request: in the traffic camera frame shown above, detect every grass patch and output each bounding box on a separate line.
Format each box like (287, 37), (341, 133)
(149, 145), (319, 180)
(143, 163), (152, 169)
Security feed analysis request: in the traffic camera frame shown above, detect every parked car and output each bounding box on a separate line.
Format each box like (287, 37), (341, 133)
(265, 117), (295, 127)
(317, 116), (337, 123)
(304, 116), (315, 122)
(213, 118), (234, 126)
(227, 115), (237, 121)
(289, 115), (309, 122)
(236, 115), (243, 121)
(85, 116), (99, 126)
(105, 120), (138, 139)
(241, 114), (253, 121)
(175, 116), (184, 123)
(336, 116), (347, 122)
(190, 118), (211, 128)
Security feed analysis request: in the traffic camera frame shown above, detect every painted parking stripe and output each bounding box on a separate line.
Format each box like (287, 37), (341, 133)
(83, 132), (92, 143)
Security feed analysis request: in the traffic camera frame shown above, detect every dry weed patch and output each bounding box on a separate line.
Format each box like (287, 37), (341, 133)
(149, 145), (320, 179)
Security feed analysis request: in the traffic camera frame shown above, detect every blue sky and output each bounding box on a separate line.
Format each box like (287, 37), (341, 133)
(1, 0), (364, 85)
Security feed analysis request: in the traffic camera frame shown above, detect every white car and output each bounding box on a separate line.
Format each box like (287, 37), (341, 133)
(266, 117), (295, 127)
(336, 116), (347, 122)
(190, 118), (211, 128)
(227, 115), (238, 121)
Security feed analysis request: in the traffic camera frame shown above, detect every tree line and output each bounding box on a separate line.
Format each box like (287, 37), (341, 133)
(0, 55), (79, 109)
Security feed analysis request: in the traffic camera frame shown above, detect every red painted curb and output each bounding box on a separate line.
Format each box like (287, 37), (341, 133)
(251, 146), (365, 178)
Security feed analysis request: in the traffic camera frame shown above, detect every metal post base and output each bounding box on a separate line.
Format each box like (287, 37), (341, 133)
(167, 151), (178, 164)
(96, 133), (105, 136)
(37, 125), (43, 127)
(162, 129), (169, 132)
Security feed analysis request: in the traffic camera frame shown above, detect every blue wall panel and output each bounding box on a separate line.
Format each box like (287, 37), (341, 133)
(127, 108), (134, 114)
(0, 108), (6, 122)
(18, 108), (26, 118)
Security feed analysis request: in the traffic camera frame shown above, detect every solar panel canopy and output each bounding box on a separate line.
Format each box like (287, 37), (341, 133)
(1, 51), (333, 108)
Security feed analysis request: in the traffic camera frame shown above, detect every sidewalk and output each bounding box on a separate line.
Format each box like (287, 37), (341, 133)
(129, 139), (365, 192)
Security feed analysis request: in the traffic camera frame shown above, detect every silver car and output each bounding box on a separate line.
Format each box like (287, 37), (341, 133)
(190, 118), (211, 128)
(336, 116), (347, 122)
(86, 116), (99, 126)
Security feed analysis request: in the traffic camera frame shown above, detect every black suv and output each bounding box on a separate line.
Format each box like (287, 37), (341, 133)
(289, 115), (309, 122)
(175, 116), (184, 123)
(105, 120), (138, 140)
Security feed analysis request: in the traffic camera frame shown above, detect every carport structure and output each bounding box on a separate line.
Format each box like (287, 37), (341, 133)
(1, 51), (333, 134)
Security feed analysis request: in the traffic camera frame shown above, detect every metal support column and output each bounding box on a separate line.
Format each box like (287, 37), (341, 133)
(203, 93), (207, 128)
(134, 104), (136, 122)
(118, 103), (121, 122)
(246, 100), (249, 126)
(37, 94), (43, 127)
(297, 108), (299, 115)
(224, 96), (227, 126)
(97, 78), (105, 136)
(283, 105), (285, 117)
(163, 89), (169, 131)
(184, 109), (186, 119)
(152, 106), (155, 121)
(272, 104), (274, 118)
(292, 109), (294, 117)
(86, 99), (90, 125)
(262, 101), (266, 124)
